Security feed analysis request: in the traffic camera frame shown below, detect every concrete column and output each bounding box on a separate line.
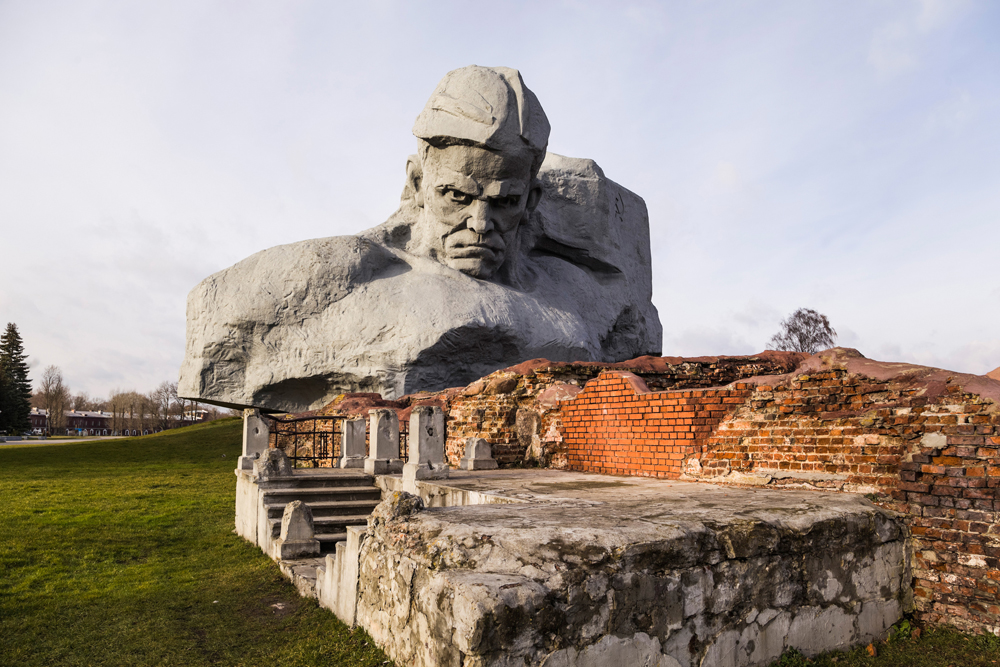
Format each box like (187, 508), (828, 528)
(364, 409), (403, 474)
(403, 406), (449, 483)
(339, 418), (366, 469)
(239, 408), (270, 471)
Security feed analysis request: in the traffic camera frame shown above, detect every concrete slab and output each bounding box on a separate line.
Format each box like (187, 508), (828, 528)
(379, 469), (892, 533)
(359, 469), (911, 667)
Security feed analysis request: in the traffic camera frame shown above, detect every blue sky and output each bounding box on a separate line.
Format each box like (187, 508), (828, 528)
(1, 0), (998, 397)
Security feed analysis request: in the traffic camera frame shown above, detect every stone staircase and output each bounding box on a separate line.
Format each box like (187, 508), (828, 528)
(260, 470), (380, 555)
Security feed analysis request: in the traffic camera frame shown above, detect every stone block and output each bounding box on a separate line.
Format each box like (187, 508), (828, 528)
(459, 437), (498, 470)
(239, 408), (270, 471)
(786, 605), (856, 656)
(365, 409), (402, 475)
(340, 418), (366, 469)
(403, 406), (449, 483)
(273, 500), (319, 560)
(254, 447), (292, 479)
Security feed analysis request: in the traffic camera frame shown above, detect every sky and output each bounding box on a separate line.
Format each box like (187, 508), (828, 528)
(1, 0), (998, 398)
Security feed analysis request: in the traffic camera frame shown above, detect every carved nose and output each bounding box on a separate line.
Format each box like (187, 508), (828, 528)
(466, 200), (493, 235)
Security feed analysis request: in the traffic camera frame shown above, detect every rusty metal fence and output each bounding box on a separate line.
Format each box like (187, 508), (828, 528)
(399, 419), (409, 462)
(266, 415), (345, 468)
(267, 411), (410, 467)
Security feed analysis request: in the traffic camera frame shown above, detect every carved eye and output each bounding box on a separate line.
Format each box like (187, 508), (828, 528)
(491, 195), (520, 209)
(443, 188), (472, 205)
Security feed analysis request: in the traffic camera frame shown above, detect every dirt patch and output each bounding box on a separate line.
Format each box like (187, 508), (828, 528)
(243, 593), (302, 621)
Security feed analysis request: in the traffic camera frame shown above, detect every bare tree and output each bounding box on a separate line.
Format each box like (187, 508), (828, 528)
(767, 308), (838, 354)
(71, 391), (105, 411)
(167, 382), (188, 421)
(39, 365), (70, 434)
(150, 381), (174, 431)
(107, 389), (130, 435)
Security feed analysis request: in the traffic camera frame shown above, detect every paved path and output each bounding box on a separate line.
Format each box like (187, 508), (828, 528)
(0, 436), (127, 445)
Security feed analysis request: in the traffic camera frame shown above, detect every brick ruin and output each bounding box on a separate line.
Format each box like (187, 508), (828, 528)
(292, 348), (1000, 635)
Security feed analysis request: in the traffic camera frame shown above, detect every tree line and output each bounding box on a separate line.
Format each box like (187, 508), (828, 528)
(34, 366), (233, 435)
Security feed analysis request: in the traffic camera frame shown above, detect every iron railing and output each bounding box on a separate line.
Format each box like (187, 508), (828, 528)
(266, 415), (345, 468)
(399, 419), (409, 462)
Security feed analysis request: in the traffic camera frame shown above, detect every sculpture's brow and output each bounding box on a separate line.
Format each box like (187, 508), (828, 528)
(435, 169), (480, 194)
(489, 181), (525, 197)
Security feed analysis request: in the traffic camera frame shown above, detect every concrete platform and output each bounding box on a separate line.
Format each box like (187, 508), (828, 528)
(350, 470), (912, 667)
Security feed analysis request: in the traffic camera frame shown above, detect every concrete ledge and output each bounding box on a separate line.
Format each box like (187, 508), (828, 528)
(353, 473), (912, 667)
(377, 472), (528, 507)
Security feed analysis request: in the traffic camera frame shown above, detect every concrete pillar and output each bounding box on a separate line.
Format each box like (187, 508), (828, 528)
(339, 418), (366, 469)
(364, 409), (403, 474)
(459, 437), (499, 470)
(240, 408), (270, 471)
(403, 406), (449, 483)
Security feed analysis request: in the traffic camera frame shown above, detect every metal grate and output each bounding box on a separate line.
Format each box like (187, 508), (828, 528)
(266, 415), (345, 468)
(399, 418), (409, 462)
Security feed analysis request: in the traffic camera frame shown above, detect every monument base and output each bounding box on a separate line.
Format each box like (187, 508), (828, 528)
(330, 471), (911, 667)
(402, 462), (450, 483)
(364, 458), (403, 475)
(340, 455), (365, 469)
(273, 537), (320, 561)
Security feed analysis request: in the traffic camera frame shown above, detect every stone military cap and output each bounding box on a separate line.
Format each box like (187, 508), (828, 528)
(412, 65), (550, 171)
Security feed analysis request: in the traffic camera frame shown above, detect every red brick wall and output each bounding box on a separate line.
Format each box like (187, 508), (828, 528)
(668, 369), (1000, 635)
(554, 366), (1000, 634)
(560, 371), (751, 478)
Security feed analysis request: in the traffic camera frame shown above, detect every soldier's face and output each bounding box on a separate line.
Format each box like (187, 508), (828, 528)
(418, 144), (536, 279)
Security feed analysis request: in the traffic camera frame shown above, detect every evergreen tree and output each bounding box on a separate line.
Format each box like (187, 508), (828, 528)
(0, 323), (32, 434)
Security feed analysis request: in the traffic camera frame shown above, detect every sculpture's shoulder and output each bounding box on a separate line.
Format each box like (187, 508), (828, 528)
(187, 234), (407, 321)
(532, 153), (651, 293)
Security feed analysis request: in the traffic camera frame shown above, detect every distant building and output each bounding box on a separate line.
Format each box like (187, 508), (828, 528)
(28, 408), (208, 436)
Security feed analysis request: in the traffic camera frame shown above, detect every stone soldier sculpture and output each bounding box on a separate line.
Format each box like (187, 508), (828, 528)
(180, 66), (662, 412)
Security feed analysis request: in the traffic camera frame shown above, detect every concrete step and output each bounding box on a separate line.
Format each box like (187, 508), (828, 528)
(261, 486), (381, 504)
(316, 532), (347, 555)
(269, 513), (369, 538)
(264, 499), (380, 520)
(260, 473), (373, 489)
(259, 475), (380, 558)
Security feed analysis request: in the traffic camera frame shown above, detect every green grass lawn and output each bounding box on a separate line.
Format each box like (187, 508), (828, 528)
(2, 420), (997, 667)
(0, 418), (390, 667)
(769, 622), (1000, 666)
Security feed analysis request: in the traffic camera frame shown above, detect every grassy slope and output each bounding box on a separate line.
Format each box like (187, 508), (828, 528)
(0, 419), (389, 667)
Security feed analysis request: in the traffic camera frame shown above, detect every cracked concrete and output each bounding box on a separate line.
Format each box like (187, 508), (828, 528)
(349, 471), (912, 666)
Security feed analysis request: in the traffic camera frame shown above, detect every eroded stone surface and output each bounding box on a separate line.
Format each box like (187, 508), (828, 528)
(274, 500), (319, 560)
(351, 477), (911, 667)
(254, 448), (292, 479)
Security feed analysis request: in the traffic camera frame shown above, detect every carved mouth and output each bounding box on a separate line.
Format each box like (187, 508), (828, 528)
(448, 244), (500, 260)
